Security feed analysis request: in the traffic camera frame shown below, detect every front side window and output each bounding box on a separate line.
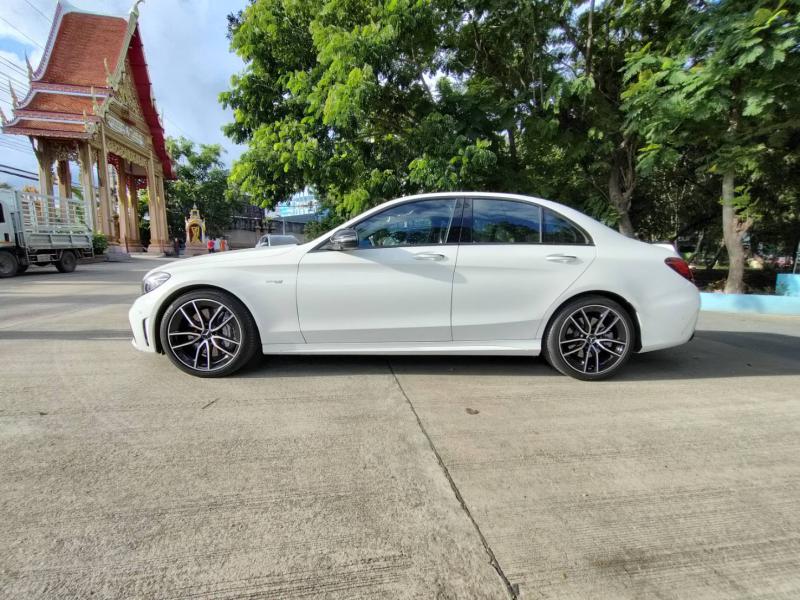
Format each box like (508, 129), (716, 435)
(468, 199), (542, 244)
(354, 199), (457, 248)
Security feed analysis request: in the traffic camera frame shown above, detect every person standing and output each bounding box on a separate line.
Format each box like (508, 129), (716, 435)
(214, 237), (221, 253)
(173, 237), (181, 257)
(207, 238), (215, 253)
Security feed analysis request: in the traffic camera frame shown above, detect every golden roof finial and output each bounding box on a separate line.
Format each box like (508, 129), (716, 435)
(8, 81), (18, 108)
(130, 0), (145, 19)
(25, 52), (34, 80)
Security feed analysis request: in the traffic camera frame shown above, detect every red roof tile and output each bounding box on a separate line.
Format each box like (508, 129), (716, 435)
(38, 12), (128, 88)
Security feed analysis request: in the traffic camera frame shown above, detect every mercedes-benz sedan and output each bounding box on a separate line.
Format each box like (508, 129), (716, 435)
(129, 193), (699, 380)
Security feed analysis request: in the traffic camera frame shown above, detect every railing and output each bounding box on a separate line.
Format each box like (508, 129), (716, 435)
(17, 191), (88, 234)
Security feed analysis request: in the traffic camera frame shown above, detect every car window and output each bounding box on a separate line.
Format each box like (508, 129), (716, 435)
(469, 199), (541, 244)
(354, 199), (457, 248)
(270, 235), (298, 245)
(542, 209), (589, 244)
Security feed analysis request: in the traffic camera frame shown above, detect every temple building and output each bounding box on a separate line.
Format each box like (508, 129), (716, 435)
(0, 0), (174, 254)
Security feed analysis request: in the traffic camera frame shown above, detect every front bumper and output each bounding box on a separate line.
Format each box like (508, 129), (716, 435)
(129, 297), (158, 353)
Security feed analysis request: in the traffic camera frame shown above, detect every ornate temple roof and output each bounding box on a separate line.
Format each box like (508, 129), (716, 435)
(1, 0), (174, 178)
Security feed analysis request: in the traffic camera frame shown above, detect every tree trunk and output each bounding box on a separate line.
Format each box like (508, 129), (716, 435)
(721, 169), (748, 294)
(608, 158), (636, 238)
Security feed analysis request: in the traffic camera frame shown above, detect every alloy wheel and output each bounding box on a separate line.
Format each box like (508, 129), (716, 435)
(166, 298), (242, 372)
(557, 304), (630, 376)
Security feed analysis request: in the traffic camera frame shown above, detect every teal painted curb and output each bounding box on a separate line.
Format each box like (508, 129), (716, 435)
(700, 292), (800, 316)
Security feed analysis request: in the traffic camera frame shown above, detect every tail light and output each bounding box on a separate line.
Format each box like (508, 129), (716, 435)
(664, 257), (694, 282)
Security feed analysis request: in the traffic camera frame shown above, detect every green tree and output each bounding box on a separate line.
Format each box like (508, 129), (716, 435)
(623, 0), (800, 292)
(164, 137), (242, 237)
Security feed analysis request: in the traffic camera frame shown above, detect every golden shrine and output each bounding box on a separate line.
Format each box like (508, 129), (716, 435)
(184, 204), (207, 255)
(0, 0), (174, 254)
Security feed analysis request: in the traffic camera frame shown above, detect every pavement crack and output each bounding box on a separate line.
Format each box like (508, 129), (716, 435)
(201, 398), (219, 410)
(387, 360), (519, 600)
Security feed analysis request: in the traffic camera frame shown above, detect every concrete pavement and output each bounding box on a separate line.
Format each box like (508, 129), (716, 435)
(1, 258), (799, 599)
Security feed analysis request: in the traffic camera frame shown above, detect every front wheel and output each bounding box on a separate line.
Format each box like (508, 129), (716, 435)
(159, 289), (260, 377)
(544, 296), (635, 381)
(0, 251), (19, 278)
(55, 250), (77, 273)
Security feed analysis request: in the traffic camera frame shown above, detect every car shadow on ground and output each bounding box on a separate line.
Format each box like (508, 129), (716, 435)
(238, 330), (800, 382)
(1, 328), (795, 380)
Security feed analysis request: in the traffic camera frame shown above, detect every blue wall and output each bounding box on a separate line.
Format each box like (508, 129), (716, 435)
(700, 292), (800, 316)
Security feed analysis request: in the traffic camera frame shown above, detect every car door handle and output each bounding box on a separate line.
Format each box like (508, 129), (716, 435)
(413, 252), (446, 261)
(545, 254), (578, 263)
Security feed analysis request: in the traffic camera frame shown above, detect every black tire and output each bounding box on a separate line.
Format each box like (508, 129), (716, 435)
(55, 250), (77, 273)
(16, 264), (28, 274)
(543, 295), (635, 381)
(159, 289), (260, 378)
(0, 251), (18, 278)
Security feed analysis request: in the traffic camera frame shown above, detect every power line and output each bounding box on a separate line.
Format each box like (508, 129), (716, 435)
(22, 0), (53, 25)
(0, 69), (30, 91)
(0, 145), (35, 158)
(0, 15), (46, 50)
(0, 167), (37, 180)
(0, 162), (38, 176)
(0, 56), (29, 77)
(0, 140), (34, 152)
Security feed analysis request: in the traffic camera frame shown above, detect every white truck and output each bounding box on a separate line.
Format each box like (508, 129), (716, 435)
(0, 189), (93, 278)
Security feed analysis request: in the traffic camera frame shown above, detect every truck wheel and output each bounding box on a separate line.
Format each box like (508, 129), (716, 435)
(55, 251), (77, 273)
(0, 251), (18, 278)
(16, 264), (28, 274)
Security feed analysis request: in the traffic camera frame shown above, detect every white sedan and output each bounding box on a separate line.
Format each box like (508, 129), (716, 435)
(129, 192), (699, 380)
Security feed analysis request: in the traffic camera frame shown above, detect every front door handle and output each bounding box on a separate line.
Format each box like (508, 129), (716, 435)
(413, 252), (446, 261)
(545, 254), (578, 263)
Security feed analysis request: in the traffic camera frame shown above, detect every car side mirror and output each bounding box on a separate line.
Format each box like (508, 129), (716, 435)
(330, 228), (359, 251)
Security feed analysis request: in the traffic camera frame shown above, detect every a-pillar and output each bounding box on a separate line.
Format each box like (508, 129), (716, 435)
(77, 142), (96, 232)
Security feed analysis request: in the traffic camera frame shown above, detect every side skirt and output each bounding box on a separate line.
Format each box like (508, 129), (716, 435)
(261, 340), (541, 356)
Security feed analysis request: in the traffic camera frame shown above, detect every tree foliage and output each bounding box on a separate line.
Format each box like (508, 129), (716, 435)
(222, 0), (800, 287)
(623, 0), (800, 292)
(164, 137), (242, 237)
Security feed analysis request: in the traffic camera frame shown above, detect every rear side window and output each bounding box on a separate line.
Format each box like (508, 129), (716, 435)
(0, 203), (4, 223)
(469, 199), (541, 244)
(543, 209), (589, 245)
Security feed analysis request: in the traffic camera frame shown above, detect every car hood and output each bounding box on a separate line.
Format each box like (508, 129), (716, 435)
(145, 246), (301, 278)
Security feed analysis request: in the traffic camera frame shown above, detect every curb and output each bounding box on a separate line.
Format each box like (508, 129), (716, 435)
(700, 292), (800, 316)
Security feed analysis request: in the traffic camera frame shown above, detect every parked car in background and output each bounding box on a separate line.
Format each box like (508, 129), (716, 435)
(130, 192), (700, 381)
(255, 234), (299, 248)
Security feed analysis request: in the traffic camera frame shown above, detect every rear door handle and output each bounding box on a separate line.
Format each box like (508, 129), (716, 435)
(546, 254), (578, 263)
(413, 252), (446, 261)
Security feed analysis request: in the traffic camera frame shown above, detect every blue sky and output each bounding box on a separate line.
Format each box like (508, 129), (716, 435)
(0, 0), (248, 188)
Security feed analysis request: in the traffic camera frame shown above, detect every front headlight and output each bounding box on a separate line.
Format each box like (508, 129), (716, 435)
(142, 271), (171, 294)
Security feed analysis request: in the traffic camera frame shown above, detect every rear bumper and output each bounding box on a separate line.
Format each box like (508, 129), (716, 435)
(637, 285), (700, 353)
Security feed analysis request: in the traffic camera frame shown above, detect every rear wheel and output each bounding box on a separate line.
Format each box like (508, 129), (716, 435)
(544, 295), (635, 381)
(159, 289), (260, 377)
(55, 250), (77, 273)
(0, 251), (18, 278)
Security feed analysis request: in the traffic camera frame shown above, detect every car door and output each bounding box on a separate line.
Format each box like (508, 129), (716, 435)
(451, 197), (596, 341)
(297, 197), (461, 343)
